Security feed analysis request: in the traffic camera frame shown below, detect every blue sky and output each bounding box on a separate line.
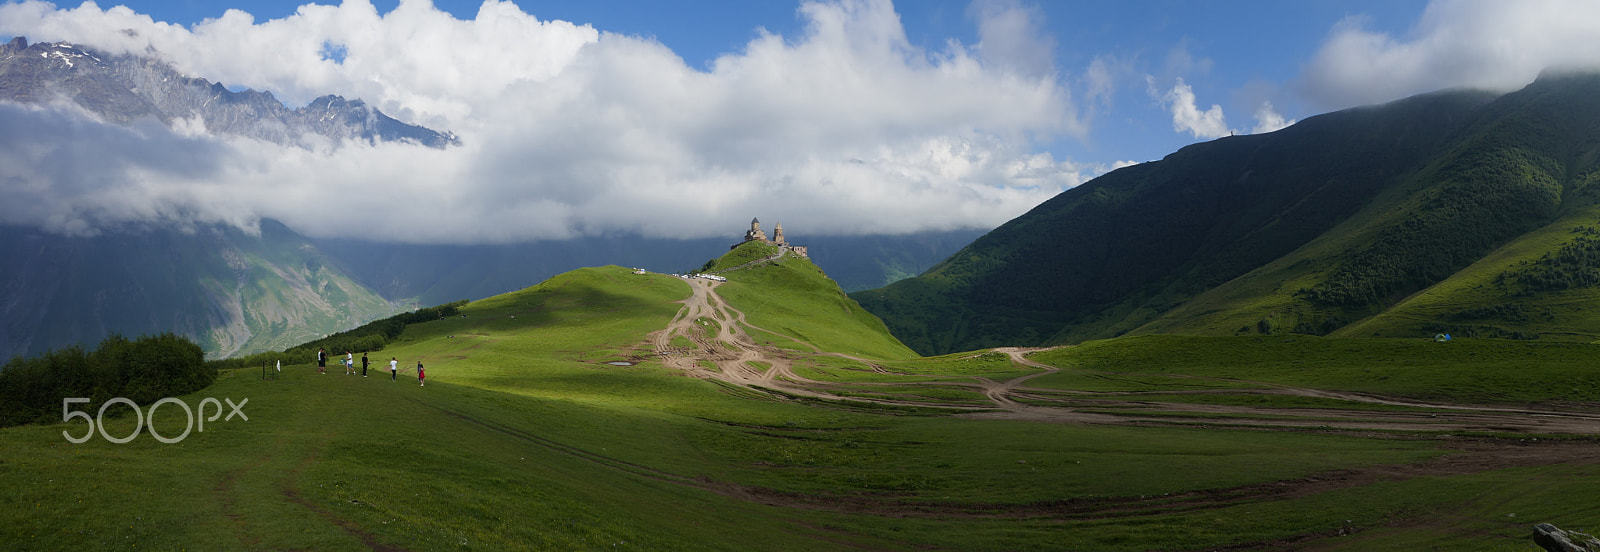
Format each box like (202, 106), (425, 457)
(1, 0), (1596, 242)
(98, 0), (1430, 165)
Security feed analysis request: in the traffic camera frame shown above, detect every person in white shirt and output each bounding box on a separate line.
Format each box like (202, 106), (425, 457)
(389, 357), (398, 381)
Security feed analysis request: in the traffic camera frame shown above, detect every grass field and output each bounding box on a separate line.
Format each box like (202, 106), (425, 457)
(4, 266), (1600, 550)
(1028, 334), (1600, 404)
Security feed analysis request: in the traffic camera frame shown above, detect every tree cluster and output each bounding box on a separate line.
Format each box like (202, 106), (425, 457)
(1301, 144), (1562, 307)
(1496, 229), (1600, 294)
(0, 333), (211, 427)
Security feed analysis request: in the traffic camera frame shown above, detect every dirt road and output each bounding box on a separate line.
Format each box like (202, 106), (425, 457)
(644, 277), (1600, 435)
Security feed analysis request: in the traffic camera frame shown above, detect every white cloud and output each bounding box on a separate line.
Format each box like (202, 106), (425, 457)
(1250, 101), (1294, 134)
(0, 0), (1091, 242)
(1153, 76), (1230, 139)
(969, 0), (1055, 78)
(1301, 0), (1600, 109)
(0, 101), (241, 236)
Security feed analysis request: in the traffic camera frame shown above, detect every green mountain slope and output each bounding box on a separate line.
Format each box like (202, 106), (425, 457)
(0, 220), (395, 361)
(711, 241), (916, 360)
(1147, 72), (1600, 339)
(856, 72), (1600, 355)
(1333, 204), (1600, 340)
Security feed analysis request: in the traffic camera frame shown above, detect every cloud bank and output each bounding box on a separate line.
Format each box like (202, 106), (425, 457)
(1301, 0), (1600, 109)
(0, 101), (234, 235)
(0, 0), (1098, 242)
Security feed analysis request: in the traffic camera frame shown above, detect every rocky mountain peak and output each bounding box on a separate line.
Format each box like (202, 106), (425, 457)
(0, 36), (457, 148)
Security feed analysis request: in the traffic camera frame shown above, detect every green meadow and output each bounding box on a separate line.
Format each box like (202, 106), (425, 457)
(3, 265), (1599, 550)
(1027, 334), (1600, 404)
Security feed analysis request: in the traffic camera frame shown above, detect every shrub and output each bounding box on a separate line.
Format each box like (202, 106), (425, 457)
(0, 333), (211, 428)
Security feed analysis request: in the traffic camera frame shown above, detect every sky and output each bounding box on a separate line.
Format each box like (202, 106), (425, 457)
(2, 0), (1600, 243)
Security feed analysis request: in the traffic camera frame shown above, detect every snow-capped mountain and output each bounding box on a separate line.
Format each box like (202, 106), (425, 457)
(0, 36), (457, 147)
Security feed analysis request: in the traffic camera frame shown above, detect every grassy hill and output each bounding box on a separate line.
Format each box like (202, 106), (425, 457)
(311, 228), (984, 305)
(855, 72), (1600, 355)
(0, 219), (976, 364)
(6, 255), (1600, 549)
(712, 242), (916, 360)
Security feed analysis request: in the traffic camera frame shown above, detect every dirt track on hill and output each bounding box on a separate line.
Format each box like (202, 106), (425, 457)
(644, 277), (1600, 436)
(597, 275), (1600, 549)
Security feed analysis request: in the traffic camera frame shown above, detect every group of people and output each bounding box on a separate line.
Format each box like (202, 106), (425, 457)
(316, 348), (426, 386)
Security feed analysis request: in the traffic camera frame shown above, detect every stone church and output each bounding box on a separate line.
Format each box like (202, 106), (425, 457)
(733, 217), (808, 257)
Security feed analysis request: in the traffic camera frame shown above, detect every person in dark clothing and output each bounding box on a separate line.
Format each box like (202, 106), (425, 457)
(316, 348), (327, 374)
(361, 352), (369, 377)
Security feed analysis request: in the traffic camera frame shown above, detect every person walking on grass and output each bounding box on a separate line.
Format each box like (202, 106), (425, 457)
(316, 348), (327, 374)
(361, 352), (369, 377)
(390, 357), (398, 381)
(345, 351), (354, 375)
(417, 360), (426, 387)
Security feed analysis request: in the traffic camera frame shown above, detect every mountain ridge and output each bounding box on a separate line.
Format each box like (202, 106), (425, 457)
(0, 36), (456, 147)
(856, 72), (1600, 355)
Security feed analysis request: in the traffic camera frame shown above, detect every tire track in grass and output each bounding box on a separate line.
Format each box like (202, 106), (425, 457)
(211, 455), (272, 549)
(418, 395), (1600, 524)
(279, 447), (408, 552)
(426, 402), (703, 488)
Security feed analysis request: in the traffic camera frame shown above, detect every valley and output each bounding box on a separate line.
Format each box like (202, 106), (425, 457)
(5, 245), (1598, 550)
(8, 3), (1600, 551)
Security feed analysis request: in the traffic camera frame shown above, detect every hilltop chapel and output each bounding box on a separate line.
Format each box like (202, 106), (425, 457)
(733, 218), (808, 257)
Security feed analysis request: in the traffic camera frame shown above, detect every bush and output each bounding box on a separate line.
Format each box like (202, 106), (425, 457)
(0, 333), (211, 428)
(1496, 226), (1600, 295)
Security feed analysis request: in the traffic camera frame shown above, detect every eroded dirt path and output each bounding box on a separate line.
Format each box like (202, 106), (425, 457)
(649, 278), (809, 391)
(625, 283), (1600, 540)
(645, 277), (1600, 436)
(591, 275), (1600, 551)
